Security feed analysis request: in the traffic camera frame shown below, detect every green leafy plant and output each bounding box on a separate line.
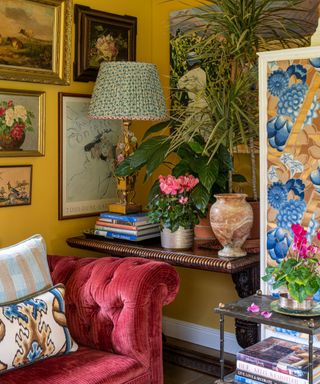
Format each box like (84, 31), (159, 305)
(262, 224), (320, 302)
(168, 0), (312, 196)
(148, 174), (200, 231)
(116, 125), (230, 214)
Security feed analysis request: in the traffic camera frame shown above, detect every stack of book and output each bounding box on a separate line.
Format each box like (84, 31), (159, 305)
(235, 337), (320, 384)
(94, 212), (160, 241)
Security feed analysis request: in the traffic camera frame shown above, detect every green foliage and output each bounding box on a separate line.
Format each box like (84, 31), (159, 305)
(115, 130), (230, 214)
(262, 257), (320, 302)
(168, 0), (311, 191)
(148, 192), (200, 232)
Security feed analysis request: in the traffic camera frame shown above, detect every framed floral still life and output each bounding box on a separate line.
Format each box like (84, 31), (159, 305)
(74, 5), (137, 82)
(0, 0), (72, 85)
(0, 89), (45, 157)
(259, 47), (320, 339)
(58, 93), (121, 219)
(0, 165), (32, 207)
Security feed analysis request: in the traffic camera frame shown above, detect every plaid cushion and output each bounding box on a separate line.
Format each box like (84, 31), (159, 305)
(0, 234), (53, 304)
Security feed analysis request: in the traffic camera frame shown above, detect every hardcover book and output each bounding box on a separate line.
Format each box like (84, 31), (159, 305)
(236, 360), (320, 384)
(94, 229), (160, 242)
(99, 212), (150, 223)
(237, 337), (320, 379)
(94, 225), (160, 236)
(95, 221), (159, 232)
(236, 369), (284, 384)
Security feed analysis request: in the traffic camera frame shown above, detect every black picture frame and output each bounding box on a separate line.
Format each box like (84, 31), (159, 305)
(74, 5), (137, 82)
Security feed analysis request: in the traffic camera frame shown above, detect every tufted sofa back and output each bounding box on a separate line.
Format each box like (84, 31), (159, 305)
(48, 255), (180, 383)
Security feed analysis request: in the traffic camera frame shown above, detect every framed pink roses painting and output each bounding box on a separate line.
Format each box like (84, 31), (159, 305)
(74, 5), (137, 82)
(0, 89), (45, 156)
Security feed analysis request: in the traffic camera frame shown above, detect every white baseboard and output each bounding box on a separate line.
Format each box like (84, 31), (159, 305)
(163, 316), (241, 355)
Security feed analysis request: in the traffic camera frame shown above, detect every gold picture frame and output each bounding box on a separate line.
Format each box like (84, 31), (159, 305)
(0, 0), (72, 85)
(0, 89), (45, 157)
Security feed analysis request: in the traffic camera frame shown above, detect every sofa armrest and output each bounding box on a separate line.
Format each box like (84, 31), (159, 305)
(48, 255), (179, 383)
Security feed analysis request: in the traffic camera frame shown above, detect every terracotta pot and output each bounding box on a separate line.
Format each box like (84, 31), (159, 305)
(248, 200), (260, 240)
(209, 193), (253, 257)
(194, 205), (215, 240)
(161, 226), (194, 249)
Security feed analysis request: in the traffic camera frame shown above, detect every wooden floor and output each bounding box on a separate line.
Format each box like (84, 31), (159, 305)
(164, 361), (217, 384)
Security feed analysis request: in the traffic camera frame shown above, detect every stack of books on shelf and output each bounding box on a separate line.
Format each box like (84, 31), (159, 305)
(235, 337), (320, 384)
(94, 212), (160, 242)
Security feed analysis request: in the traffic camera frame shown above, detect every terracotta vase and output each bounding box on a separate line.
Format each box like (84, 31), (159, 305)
(209, 193), (253, 257)
(0, 132), (25, 150)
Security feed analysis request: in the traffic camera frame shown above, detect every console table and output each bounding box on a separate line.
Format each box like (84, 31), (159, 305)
(67, 236), (260, 349)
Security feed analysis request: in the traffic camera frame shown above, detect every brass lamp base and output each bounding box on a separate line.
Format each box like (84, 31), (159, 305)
(108, 202), (142, 214)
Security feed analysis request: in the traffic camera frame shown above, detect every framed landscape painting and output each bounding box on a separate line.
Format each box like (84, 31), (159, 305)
(58, 93), (121, 219)
(0, 0), (72, 85)
(259, 46), (320, 342)
(0, 165), (32, 207)
(0, 89), (45, 157)
(74, 5), (137, 82)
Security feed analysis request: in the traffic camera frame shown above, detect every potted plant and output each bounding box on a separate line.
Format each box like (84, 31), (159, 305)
(262, 223), (320, 311)
(148, 173), (200, 249)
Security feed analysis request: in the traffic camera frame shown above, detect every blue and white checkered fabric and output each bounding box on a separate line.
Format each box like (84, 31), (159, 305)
(0, 234), (53, 304)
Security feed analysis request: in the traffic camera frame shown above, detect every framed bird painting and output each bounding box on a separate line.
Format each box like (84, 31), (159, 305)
(0, 165), (32, 207)
(58, 92), (121, 219)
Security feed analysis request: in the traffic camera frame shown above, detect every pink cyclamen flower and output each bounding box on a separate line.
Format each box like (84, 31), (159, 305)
(317, 231), (320, 241)
(291, 223), (307, 238)
(247, 303), (260, 313)
(179, 196), (188, 205)
(159, 175), (181, 195)
(261, 311), (272, 319)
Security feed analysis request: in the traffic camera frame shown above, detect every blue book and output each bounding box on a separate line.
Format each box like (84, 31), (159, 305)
(235, 374), (273, 384)
(99, 212), (149, 223)
(94, 229), (159, 241)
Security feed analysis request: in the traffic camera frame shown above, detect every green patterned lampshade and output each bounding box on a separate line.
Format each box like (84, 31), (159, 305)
(89, 61), (168, 121)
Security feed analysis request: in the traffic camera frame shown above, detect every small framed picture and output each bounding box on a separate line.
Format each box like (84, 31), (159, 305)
(0, 165), (32, 207)
(74, 5), (137, 82)
(58, 92), (121, 219)
(0, 0), (72, 85)
(0, 89), (45, 157)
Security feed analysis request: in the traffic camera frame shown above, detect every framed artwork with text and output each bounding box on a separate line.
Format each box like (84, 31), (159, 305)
(58, 93), (121, 219)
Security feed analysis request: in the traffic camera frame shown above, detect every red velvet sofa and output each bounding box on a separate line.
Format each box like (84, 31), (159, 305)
(3, 255), (180, 384)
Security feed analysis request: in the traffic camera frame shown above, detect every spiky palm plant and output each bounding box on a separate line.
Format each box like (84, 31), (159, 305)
(167, 0), (312, 196)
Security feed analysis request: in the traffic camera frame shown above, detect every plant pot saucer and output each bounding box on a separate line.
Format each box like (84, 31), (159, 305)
(270, 300), (320, 317)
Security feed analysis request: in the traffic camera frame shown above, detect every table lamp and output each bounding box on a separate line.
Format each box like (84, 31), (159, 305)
(89, 61), (168, 214)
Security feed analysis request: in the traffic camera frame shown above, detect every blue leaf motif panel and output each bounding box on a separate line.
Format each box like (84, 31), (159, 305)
(266, 55), (320, 267)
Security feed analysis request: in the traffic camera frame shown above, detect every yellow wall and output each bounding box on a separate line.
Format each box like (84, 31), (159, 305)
(0, 0), (248, 336)
(4, 0), (319, 335)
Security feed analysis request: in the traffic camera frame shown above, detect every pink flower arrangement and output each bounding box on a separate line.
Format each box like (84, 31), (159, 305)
(159, 174), (199, 196)
(291, 223), (320, 259)
(148, 174), (200, 232)
(263, 223), (320, 303)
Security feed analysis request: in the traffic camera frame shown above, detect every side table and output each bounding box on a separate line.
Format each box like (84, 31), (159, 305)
(215, 292), (320, 384)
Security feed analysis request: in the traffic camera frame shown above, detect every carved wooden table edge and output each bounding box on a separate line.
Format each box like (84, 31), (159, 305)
(66, 236), (259, 274)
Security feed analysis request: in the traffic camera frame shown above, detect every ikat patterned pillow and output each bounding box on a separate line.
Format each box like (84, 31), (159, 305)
(0, 284), (78, 374)
(0, 234), (53, 304)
